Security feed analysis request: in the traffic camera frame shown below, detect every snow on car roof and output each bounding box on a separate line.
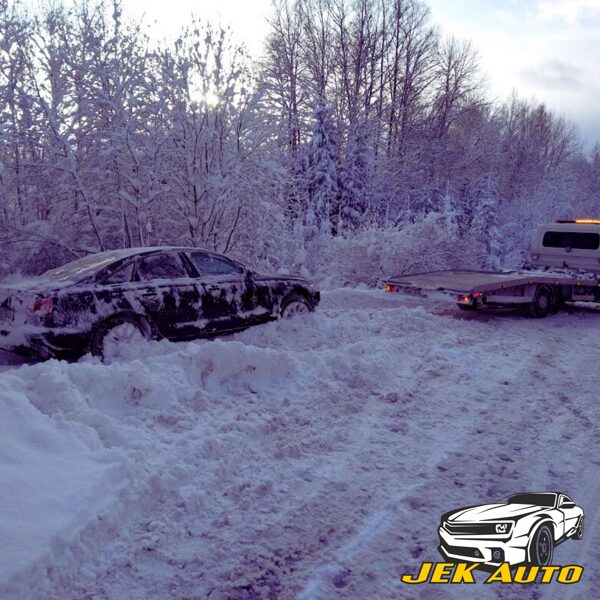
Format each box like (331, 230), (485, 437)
(39, 246), (226, 284)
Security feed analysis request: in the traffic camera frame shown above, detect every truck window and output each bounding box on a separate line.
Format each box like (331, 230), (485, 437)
(542, 231), (600, 250)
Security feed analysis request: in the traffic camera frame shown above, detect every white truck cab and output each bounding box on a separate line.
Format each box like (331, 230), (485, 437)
(528, 220), (600, 273)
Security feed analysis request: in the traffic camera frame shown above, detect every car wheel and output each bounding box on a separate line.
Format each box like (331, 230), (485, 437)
(573, 516), (584, 540)
(527, 286), (553, 318)
(91, 315), (148, 360)
(529, 524), (554, 566)
(280, 293), (311, 319)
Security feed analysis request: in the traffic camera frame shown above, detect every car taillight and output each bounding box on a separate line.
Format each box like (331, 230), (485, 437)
(30, 297), (53, 315)
(386, 284), (395, 293)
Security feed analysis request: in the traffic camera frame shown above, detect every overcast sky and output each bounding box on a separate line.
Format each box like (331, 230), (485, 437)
(117, 0), (600, 148)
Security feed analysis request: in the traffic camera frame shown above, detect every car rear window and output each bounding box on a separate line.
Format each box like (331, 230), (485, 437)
(189, 252), (243, 276)
(542, 231), (600, 250)
(41, 252), (124, 282)
(137, 253), (188, 280)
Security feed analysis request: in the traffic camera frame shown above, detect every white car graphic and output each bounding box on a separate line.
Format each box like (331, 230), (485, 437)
(438, 492), (584, 566)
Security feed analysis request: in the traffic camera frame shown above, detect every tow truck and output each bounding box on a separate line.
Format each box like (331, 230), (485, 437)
(385, 220), (600, 317)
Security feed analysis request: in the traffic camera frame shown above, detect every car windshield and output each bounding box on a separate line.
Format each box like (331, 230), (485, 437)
(507, 493), (557, 507)
(41, 252), (126, 283)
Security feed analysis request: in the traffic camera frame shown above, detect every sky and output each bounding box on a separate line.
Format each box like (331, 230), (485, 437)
(118, 1), (600, 148)
(425, 0), (600, 148)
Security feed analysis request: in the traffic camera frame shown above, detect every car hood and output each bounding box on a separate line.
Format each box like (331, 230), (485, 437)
(450, 503), (543, 521)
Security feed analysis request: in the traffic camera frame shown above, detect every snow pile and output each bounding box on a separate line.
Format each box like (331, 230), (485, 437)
(1, 288), (599, 599)
(0, 373), (130, 598)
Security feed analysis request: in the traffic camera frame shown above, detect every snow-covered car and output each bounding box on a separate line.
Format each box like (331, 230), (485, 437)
(0, 247), (320, 360)
(438, 492), (584, 566)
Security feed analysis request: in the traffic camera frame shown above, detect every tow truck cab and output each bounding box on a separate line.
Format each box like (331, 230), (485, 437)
(528, 220), (600, 273)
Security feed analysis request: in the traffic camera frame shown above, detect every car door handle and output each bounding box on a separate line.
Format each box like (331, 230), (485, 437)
(142, 291), (158, 297)
(206, 285), (220, 292)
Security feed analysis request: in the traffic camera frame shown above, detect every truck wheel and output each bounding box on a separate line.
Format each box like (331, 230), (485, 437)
(527, 286), (553, 318)
(529, 524), (554, 566)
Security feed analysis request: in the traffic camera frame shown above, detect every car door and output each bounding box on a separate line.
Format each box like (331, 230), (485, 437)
(95, 260), (137, 311)
(185, 251), (270, 333)
(133, 251), (202, 340)
(557, 495), (580, 535)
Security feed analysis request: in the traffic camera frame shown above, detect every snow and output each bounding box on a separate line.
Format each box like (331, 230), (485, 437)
(1, 288), (599, 598)
(0, 371), (130, 598)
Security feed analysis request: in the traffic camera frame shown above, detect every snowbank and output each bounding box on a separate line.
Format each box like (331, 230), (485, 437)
(0, 288), (598, 599)
(0, 372), (130, 599)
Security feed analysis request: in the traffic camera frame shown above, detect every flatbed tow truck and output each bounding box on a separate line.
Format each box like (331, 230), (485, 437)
(385, 220), (600, 317)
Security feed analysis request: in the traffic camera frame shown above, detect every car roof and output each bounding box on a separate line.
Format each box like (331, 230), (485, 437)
(511, 490), (561, 494)
(85, 246), (229, 262)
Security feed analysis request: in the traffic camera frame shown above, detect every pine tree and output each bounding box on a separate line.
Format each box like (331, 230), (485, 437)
(305, 105), (339, 239)
(339, 122), (368, 232)
(471, 175), (501, 268)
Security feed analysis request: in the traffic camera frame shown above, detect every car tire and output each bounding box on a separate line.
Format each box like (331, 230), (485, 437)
(529, 524), (554, 566)
(527, 286), (553, 318)
(280, 293), (311, 319)
(573, 516), (584, 540)
(91, 315), (148, 360)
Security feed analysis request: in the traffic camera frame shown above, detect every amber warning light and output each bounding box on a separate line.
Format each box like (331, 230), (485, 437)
(556, 219), (600, 224)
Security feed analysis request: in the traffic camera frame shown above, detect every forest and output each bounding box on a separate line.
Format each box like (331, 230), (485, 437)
(1, 0), (599, 284)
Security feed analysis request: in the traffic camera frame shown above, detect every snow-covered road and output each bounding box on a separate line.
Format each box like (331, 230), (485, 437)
(1, 289), (598, 599)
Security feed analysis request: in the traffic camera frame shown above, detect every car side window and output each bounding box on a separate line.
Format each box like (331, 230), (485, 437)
(137, 253), (188, 281)
(189, 252), (243, 277)
(103, 262), (134, 285)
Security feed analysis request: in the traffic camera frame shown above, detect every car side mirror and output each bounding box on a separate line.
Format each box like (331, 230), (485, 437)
(560, 501), (575, 509)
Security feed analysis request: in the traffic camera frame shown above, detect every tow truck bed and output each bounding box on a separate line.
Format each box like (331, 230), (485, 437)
(386, 269), (585, 294)
(385, 221), (600, 317)
(385, 268), (600, 315)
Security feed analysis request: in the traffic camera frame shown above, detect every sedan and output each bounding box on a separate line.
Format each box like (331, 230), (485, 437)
(0, 247), (320, 360)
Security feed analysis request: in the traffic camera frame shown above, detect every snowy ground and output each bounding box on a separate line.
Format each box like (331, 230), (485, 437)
(1, 289), (598, 599)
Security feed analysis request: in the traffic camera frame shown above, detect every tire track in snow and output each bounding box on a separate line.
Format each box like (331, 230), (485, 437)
(296, 297), (600, 599)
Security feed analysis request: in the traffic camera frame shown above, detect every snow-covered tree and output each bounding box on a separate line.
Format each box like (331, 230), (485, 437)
(471, 175), (501, 268)
(339, 121), (369, 231)
(305, 104), (339, 237)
